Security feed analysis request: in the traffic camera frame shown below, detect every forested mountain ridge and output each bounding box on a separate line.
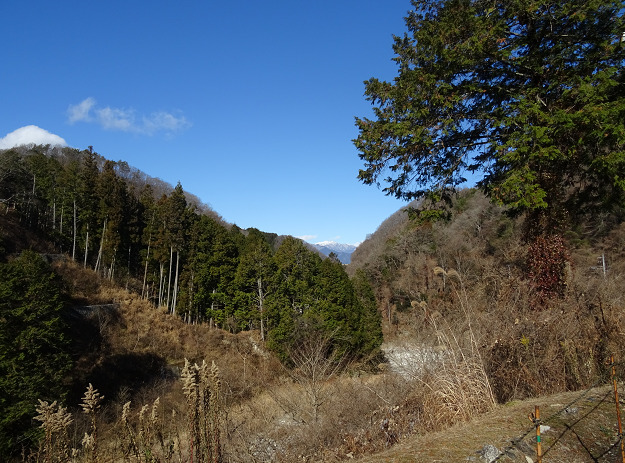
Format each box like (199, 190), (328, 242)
(0, 144), (377, 334)
(0, 143), (383, 458)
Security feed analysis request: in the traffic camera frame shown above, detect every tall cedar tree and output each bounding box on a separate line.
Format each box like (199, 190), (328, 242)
(354, 0), (625, 233)
(96, 160), (129, 275)
(233, 229), (276, 336)
(162, 183), (189, 314)
(0, 252), (72, 457)
(351, 269), (384, 357)
(266, 237), (322, 361)
(24, 149), (62, 231)
(181, 215), (238, 327)
(78, 149), (100, 265)
(313, 255), (361, 356)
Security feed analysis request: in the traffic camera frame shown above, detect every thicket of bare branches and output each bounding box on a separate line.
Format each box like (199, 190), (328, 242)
(349, 189), (625, 403)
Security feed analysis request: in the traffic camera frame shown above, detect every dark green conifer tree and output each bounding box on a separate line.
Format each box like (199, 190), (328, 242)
(233, 229), (276, 336)
(23, 148), (62, 231)
(161, 183), (189, 314)
(350, 269), (384, 358)
(95, 160), (130, 277)
(0, 252), (72, 457)
(181, 215), (238, 327)
(0, 150), (28, 210)
(266, 237), (322, 361)
(78, 149), (100, 267)
(355, 0), (625, 233)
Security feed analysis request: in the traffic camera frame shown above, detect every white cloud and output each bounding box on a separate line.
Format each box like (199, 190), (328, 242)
(67, 97), (191, 135)
(297, 235), (317, 242)
(97, 106), (135, 131)
(0, 125), (67, 149)
(143, 111), (190, 135)
(67, 97), (96, 123)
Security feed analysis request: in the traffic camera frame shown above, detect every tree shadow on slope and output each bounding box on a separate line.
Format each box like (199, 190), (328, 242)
(65, 306), (176, 408)
(82, 352), (175, 404)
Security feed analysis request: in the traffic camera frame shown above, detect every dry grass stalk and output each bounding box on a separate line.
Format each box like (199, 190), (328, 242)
(181, 359), (201, 462)
(416, 267), (496, 428)
(140, 397), (161, 461)
(120, 401), (140, 461)
(80, 384), (103, 463)
(181, 359), (222, 463)
(116, 397), (163, 463)
(208, 362), (221, 463)
(34, 400), (74, 463)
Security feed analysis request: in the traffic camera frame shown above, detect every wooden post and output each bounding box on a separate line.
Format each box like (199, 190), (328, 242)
(611, 355), (625, 463)
(530, 406), (542, 463)
(536, 406), (542, 463)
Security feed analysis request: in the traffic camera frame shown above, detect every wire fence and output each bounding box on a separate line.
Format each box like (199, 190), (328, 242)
(492, 357), (625, 462)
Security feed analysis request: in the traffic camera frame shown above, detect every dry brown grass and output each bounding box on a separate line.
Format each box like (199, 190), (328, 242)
(44, 259), (502, 462)
(353, 385), (624, 463)
(29, 218), (625, 463)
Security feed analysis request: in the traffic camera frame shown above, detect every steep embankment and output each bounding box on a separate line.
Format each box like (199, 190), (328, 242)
(51, 259), (281, 406)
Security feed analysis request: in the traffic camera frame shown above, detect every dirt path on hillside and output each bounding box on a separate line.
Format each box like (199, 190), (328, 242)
(350, 386), (622, 463)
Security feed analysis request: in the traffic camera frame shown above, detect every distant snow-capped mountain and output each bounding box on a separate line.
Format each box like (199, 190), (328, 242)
(311, 241), (358, 264)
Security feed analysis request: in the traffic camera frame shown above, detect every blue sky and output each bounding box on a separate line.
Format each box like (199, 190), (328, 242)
(1, 0), (413, 245)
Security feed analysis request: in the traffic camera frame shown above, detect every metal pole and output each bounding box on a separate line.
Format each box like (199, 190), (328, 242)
(611, 355), (625, 463)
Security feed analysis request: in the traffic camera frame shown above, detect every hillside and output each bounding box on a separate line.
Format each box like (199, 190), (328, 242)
(8, 250), (625, 462)
(0, 144), (385, 461)
(354, 385), (623, 463)
(347, 189), (625, 402)
(341, 188), (625, 460)
(3, 147), (625, 462)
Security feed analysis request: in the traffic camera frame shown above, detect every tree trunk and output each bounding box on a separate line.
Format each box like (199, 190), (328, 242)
(142, 236), (151, 299)
(94, 219), (107, 274)
(72, 200), (77, 261)
(126, 246), (131, 289)
(84, 226), (89, 268)
(188, 271), (194, 324)
(171, 251), (180, 316)
(166, 246), (173, 310)
(258, 277), (265, 341)
(109, 251), (116, 281)
(158, 263), (165, 308)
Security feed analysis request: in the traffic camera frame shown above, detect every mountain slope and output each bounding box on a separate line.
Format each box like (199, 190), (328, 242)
(311, 241), (357, 264)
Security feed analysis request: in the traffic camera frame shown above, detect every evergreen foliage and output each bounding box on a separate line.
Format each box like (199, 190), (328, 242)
(233, 229), (276, 336)
(182, 215), (239, 326)
(266, 237), (383, 363)
(0, 251), (72, 456)
(0, 145), (382, 369)
(355, 0), (625, 233)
